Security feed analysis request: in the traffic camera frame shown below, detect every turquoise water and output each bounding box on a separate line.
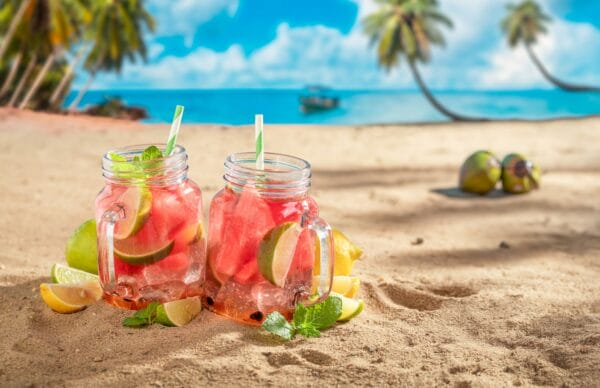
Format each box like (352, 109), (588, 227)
(64, 89), (600, 124)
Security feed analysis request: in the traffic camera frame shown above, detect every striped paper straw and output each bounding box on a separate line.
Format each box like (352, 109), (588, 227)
(165, 105), (185, 156)
(255, 114), (264, 170)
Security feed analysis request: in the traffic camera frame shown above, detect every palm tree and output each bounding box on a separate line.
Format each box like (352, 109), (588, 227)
(0, 0), (31, 63)
(363, 0), (482, 121)
(502, 0), (600, 92)
(68, 0), (155, 111)
(18, 0), (88, 109)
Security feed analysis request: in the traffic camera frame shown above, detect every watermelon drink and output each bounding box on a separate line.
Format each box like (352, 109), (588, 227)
(95, 144), (205, 310)
(205, 152), (334, 324)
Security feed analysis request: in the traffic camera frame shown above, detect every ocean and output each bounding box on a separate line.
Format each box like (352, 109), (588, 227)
(64, 89), (600, 125)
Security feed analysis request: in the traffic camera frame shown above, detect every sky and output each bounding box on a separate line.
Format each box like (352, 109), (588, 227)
(78, 0), (600, 91)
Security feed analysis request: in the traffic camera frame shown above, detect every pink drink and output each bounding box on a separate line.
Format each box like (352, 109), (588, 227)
(205, 153), (334, 325)
(96, 145), (205, 310)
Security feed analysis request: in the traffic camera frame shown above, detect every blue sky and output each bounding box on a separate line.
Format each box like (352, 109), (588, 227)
(80, 0), (600, 90)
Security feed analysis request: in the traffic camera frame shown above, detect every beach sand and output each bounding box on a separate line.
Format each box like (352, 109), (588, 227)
(0, 108), (599, 387)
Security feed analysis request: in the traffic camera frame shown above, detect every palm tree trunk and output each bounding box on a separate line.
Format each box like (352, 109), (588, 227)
(408, 60), (484, 122)
(67, 71), (96, 112)
(7, 52), (37, 107)
(68, 52), (104, 112)
(0, 52), (22, 98)
(525, 43), (600, 92)
(18, 51), (57, 109)
(0, 0), (31, 63)
(49, 45), (87, 107)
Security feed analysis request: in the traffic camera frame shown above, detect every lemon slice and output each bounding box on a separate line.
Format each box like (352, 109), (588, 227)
(155, 297), (202, 327)
(331, 292), (364, 321)
(51, 263), (99, 284)
(257, 222), (301, 287)
(314, 228), (363, 276)
(313, 275), (360, 297)
(40, 281), (103, 314)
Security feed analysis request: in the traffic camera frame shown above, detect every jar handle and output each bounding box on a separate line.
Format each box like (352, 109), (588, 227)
(97, 204), (125, 288)
(302, 212), (334, 306)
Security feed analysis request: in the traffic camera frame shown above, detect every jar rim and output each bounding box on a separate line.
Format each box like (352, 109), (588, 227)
(224, 152), (311, 197)
(225, 152), (311, 175)
(102, 143), (188, 185)
(102, 143), (186, 163)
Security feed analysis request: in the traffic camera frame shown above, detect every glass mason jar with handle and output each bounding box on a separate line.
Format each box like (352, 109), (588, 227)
(205, 152), (334, 325)
(95, 144), (206, 310)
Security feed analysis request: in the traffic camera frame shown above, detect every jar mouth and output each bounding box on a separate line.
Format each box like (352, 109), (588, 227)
(224, 152), (311, 197)
(102, 144), (188, 185)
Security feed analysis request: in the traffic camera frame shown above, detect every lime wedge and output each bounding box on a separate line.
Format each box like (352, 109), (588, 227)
(65, 219), (98, 274)
(114, 239), (174, 265)
(155, 297), (202, 327)
(114, 186), (152, 240)
(257, 222), (301, 287)
(331, 292), (364, 321)
(40, 281), (103, 314)
(51, 263), (99, 284)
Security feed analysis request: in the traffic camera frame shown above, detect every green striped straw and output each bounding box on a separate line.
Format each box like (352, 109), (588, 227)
(255, 114), (264, 170)
(165, 105), (185, 156)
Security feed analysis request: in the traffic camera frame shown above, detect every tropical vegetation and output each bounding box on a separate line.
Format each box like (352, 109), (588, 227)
(0, 0), (155, 112)
(363, 0), (483, 121)
(502, 0), (600, 92)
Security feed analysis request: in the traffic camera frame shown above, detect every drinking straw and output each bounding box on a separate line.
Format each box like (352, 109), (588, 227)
(165, 105), (184, 156)
(255, 114), (264, 170)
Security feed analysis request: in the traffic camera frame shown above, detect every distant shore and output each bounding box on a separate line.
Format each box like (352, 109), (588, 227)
(1, 109), (599, 386)
(60, 88), (600, 124)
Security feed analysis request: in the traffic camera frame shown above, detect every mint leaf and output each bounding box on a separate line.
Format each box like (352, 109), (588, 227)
(308, 295), (342, 330)
(122, 317), (148, 328)
(262, 312), (295, 340)
(297, 325), (321, 338)
(141, 145), (163, 161)
(123, 302), (160, 328)
(108, 152), (127, 162)
(262, 296), (343, 340)
(293, 296), (342, 333)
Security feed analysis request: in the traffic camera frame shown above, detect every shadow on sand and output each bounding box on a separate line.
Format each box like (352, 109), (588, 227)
(431, 187), (512, 199)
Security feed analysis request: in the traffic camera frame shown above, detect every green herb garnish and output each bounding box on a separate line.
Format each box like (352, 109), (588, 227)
(122, 302), (160, 328)
(261, 295), (342, 340)
(108, 145), (165, 178)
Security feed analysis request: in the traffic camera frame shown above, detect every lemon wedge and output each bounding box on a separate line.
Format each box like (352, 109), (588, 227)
(40, 281), (103, 314)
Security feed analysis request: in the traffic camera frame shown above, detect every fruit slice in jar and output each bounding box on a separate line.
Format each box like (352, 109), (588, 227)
(257, 222), (302, 287)
(114, 239), (175, 265)
(114, 186), (152, 239)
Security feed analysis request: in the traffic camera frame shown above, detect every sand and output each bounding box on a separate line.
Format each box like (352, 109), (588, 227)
(0, 108), (599, 387)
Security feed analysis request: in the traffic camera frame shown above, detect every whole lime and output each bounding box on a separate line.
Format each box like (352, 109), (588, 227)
(65, 219), (98, 274)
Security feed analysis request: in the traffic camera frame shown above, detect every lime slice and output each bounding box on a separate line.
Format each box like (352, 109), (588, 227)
(39, 281), (103, 314)
(114, 186), (152, 239)
(257, 222), (301, 287)
(155, 297), (202, 327)
(331, 292), (364, 321)
(114, 239), (174, 265)
(312, 275), (360, 298)
(65, 219), (98, 274)
(51, 263), (99, 284)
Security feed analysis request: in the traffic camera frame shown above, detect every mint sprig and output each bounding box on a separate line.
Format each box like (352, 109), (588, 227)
(122, 302), (160, 328)
(108, 145), (164, 178)
(262, 295), (342, 340)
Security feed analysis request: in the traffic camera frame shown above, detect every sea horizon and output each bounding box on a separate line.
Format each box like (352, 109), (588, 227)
(64, 88), (600, 125)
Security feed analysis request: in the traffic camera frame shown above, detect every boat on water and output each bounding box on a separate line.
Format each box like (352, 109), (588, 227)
(299, 86), (340, 114)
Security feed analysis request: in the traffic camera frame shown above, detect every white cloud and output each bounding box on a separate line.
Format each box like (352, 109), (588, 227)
(87, 0), (600, 90)
(147, 0), (239, 46)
